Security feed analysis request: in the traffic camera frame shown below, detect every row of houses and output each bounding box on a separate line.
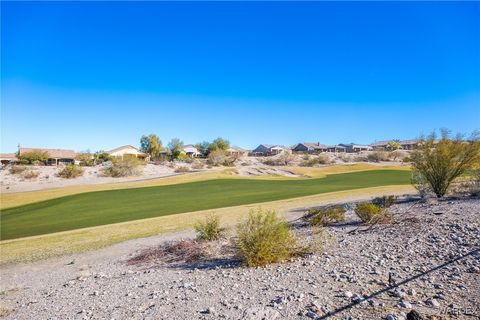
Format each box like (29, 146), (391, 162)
(0, 139), (423, 165)
(252, 139), (422, 156)
(0, 145), (250, 166)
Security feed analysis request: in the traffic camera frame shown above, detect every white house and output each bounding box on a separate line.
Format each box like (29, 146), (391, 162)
(108, 145), (149, 160)
(182, 145), (200, 158)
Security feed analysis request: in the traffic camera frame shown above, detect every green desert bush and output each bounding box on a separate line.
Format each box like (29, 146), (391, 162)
(194, 214), (225, 241)
(372, 195), (397, 208)
(354, 202), (392, 224)
(235, 208), (298, 267)
(174, 166), (190, 173)
(22, 170), (39, 179)
(301, 154), (331, 167)
(102, 157), (142, 177)
(17, 150), (49, 164)
(57, 164), (84, 179)
(410, 131), (480, 198)
(75, 153), (95, 166)
(309, 207), (346, 226)
(9, 165), (27, 174)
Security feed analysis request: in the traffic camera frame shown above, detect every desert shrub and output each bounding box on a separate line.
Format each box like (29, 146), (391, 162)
(17, 150), (49, 164)
(354, 155), (367, 162)
(402, 155), (411, 163)
(94, 151), (112, 163)
(472, 170), (480, 196)
(191, 161), (205, 169)
(57, 164), (84, 179)
(174, 165), (190, 173)
(207, 149), (226, 166)
(277, 151), (295, 165)
(309, 207), (346, 226)
(301, 154), (331, 166)
(102, 157), (142, 177)
(338, 153), (354, 163)
(194, 214), (225, 241)
(127, 240), (207, 265)
(75, 153), (95, 166)
(9, 165), (27, 174)
(262, 158), (276, 166)
(22, 170), (39, 179)
(234, 208), (298, 267)
(389, 150), (404, 162)
(177, 153), (189, 161)
(372, 195), (397, 208)
(410, 131), (480, 198)
(367, 151), (390, 162)
(354, 203), (392, 224)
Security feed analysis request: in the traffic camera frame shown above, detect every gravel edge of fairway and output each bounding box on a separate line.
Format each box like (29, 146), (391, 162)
(0, 185), (416, 266)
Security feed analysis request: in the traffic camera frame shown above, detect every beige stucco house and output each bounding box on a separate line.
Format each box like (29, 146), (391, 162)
(108, 145), (149, 161)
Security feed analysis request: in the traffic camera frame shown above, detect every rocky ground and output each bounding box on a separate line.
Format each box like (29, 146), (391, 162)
(1, 198), (479, 320)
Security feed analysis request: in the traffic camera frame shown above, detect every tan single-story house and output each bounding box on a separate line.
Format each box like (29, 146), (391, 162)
(108, 145), (149, 161)
(182, 145), (200, 158)
(371, 140), (394, 151)
(0, 153), (18, 165)
(18, 147), (76, 165)
(399, 139), (421, 150)
(226, 147), (248, 157)
(293, 142), (327, 154)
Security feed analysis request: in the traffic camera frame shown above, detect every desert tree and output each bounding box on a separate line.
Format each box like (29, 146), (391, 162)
(410, 129), (480, 198)
(140, 134), (163, 159)
(168, 138), (184, 160)
(195, 141), (210, 157)
(208, 137), (230, 154)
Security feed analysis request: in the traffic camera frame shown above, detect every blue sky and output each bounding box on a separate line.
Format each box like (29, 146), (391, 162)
(2, 2), (479, 152)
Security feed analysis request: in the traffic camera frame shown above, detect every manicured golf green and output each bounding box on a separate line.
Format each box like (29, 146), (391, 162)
(1, 170), (410, 240)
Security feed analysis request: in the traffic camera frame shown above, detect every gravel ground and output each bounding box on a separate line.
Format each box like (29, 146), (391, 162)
(1, 198), (479, 320)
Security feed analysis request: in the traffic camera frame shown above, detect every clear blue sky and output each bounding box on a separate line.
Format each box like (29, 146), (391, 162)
(1, 1), (479, 152)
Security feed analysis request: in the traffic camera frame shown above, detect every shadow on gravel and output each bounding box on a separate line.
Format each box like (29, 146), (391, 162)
(317, 247), (480, 319)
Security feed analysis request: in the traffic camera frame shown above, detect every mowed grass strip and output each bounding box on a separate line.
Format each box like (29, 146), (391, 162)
(1, 170), (410, 240)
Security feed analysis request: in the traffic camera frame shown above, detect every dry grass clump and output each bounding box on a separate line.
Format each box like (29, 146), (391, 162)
(354, 202), (392, 224)
(191, 161), (205, 169)
(234, 208), (300, 267)
(22, 170), (39, 179)
(194, 214), (225, 241)
(174, 166), (190, 173)
(372, 195), (397, 208)
(57, 164), (84, 179)
(102, 158), (143, 177)
(308, 207), (346, 226)
(9, 165), (27, 174)
(367, 151), (390, 162)
(127, 240), (207, 265)
(301, 154), (332, 167)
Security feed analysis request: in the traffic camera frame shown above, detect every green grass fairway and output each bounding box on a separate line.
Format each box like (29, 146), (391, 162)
(1, 170), (410, 240)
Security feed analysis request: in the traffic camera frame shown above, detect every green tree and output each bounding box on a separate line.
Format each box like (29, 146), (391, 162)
(168, 138), (184, 160)
(17, 150), (49, 164)
(195, 141), (210, 157)
(208, 137), (230, 154)
(410, 130), (480, 198)
(140, 134), (163, 159)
